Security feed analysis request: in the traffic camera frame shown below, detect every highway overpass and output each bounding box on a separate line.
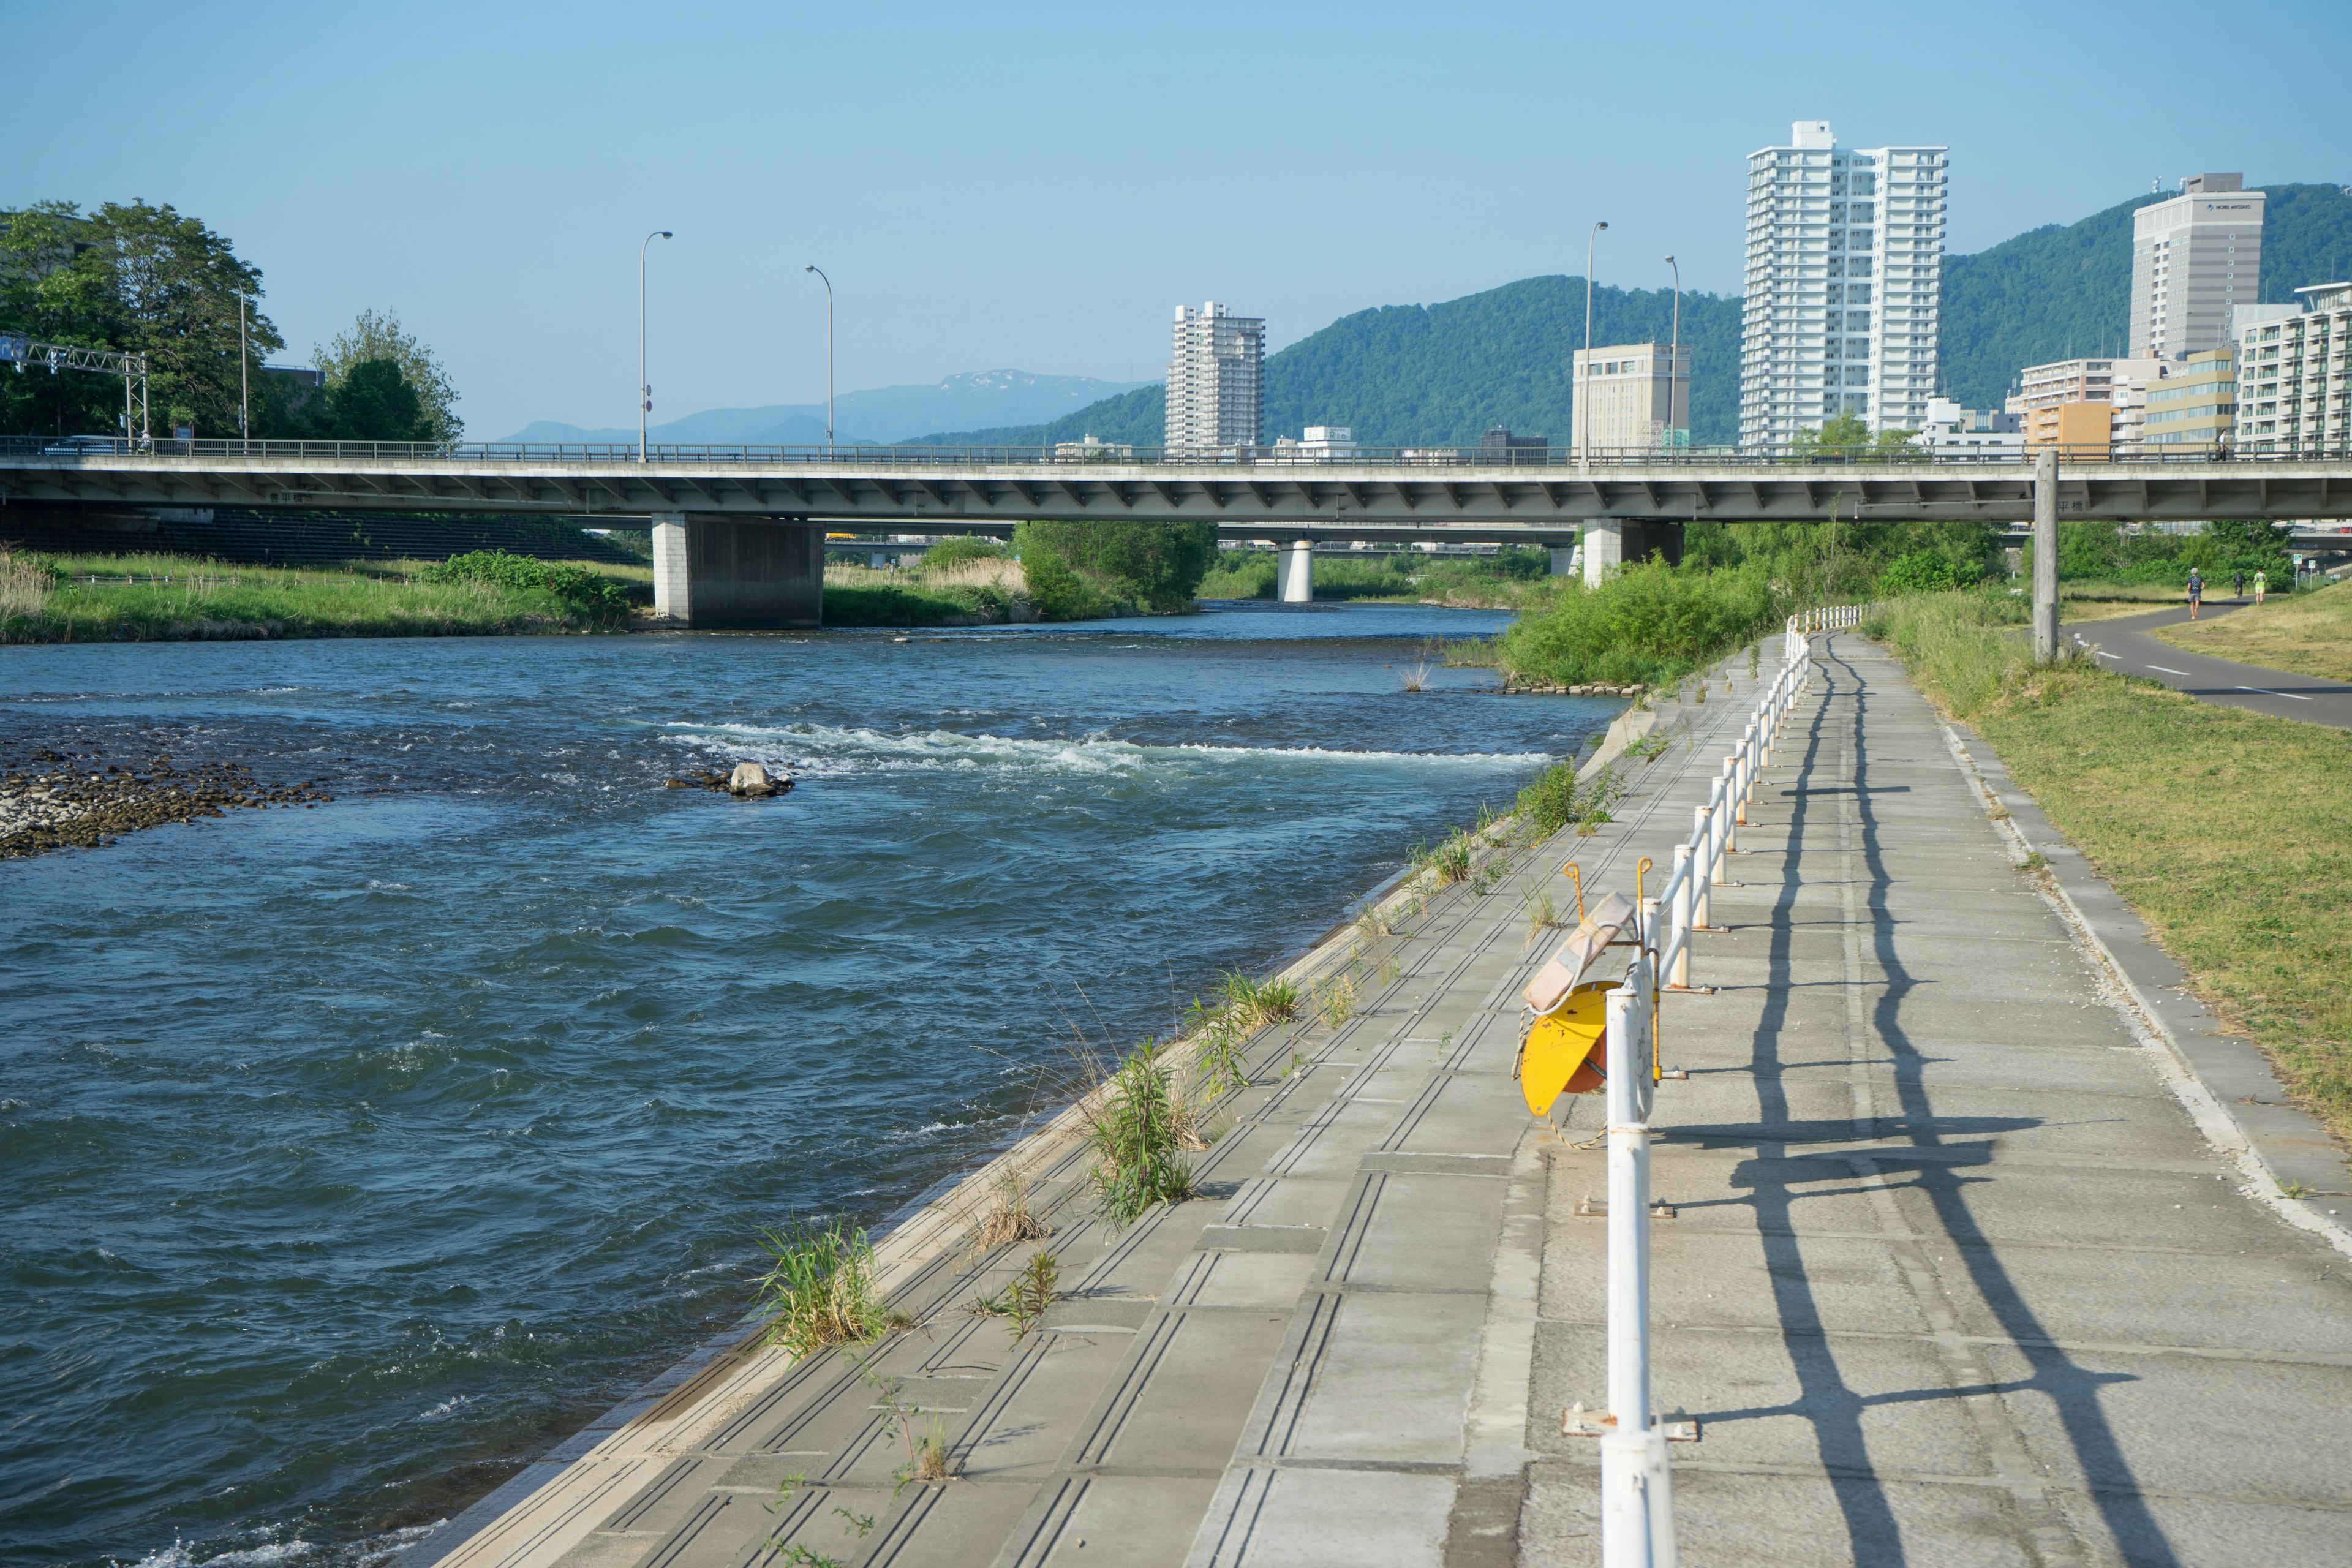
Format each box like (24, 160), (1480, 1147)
(7, 439), (2350, 625)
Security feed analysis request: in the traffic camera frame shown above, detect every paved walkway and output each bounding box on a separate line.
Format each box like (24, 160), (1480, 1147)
(407, 636), (2352, 1568)
(2068, 603), (2352, 729)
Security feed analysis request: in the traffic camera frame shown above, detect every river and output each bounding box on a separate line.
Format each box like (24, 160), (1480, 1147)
(0, 603), (1617, 1567)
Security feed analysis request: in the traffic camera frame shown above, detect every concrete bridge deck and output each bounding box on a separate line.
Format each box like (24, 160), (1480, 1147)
(401, 635), (2351, 1568)
(6, 442), (2350, 527)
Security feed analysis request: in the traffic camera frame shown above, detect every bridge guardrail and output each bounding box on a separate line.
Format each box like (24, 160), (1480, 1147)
(4, 436), (2346, 469)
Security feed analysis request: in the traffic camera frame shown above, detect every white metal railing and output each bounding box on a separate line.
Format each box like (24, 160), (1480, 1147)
(1553, 603), (1865, 1566)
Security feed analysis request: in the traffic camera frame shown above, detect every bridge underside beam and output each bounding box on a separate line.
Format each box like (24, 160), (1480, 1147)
(652, 513), (821, 630)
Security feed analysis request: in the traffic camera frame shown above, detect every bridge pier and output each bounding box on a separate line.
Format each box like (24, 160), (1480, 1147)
(650, 511), (823, 628)
(1278, 540), (1314, 603)
(1550, 544), (1581, 577)
(1582, 520), (1684, 586)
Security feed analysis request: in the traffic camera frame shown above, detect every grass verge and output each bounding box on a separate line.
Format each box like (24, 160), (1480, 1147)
(0, 547), (641, 640)
(2153, 578), (2352, 682)
(1869, 591), (2352, 1141)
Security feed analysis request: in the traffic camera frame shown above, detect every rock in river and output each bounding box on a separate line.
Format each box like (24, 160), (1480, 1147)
(727, 761), (788, 797)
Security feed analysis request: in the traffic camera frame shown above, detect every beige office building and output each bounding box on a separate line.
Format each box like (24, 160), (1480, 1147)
(2129, 175), (2265, 360)
(1572, 342), (1690, 454)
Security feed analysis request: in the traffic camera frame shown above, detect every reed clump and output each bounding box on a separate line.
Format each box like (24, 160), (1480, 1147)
(753, 1221), (897, 1358)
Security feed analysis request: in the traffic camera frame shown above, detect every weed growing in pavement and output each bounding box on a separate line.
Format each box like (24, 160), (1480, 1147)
(1624, 730), (1670, 763)
(1749, 641), (1762, 679)
(964, 1167), (1050, 1257)
(1084, 1041), (1196, 1227)
(1517, 761), (1626, 837)
(1219, 970), (1300, 1030)
(753, 1221), (897, 1358)
(764, 1472), (875, 1566)
(1524, 888), (1566, 944)
(972, 1248), (1061, 1341)
(1314, 971), (1360, 1029)
(1411, 829), (1476, 887)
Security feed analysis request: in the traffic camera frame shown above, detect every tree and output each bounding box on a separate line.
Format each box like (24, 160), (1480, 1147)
(1, 200), (279, 439)
(313, 308), (462, 443)
(1788, 412), (1921, 463)
(328, 358), (434, 441)
(1014, 521), (1219, 612)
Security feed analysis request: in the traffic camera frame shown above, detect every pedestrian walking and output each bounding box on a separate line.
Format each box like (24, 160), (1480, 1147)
(2233, 569), (2246, 600)
(2187, 567), (2204, 620)
(2255, 569), (2268, 606)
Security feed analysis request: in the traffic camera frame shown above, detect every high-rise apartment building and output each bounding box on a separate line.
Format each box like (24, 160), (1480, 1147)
(1164, 303), (1264, 454)
(1570, 342), (1689, 453)
(2129, 175), (2264, 360)
(2236, 282), (2352, 455)
(1740, 121), (1946, 448)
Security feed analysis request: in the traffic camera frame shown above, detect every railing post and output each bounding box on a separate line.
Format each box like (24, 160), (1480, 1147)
(1719, 760), (1738, 853)
(1670, 844), (1694, 988)
(1601, 967), (1674, 1567)
(1708, 778), (1730, 884)
(1692, 806), (1713, 928)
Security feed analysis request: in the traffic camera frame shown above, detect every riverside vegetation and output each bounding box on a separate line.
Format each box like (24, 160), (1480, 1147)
(1867, 590), (2352, 1143)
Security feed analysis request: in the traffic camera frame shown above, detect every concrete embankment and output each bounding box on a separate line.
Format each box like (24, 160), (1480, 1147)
(401, 630), (2352, 1568)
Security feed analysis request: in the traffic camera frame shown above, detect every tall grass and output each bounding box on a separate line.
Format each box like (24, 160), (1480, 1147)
(1084, 1042), (1196, 1227)
(753, 1221), (895, 1357)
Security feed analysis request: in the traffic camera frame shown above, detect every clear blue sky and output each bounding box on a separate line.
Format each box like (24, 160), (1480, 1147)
(10, 0), (2344, 439)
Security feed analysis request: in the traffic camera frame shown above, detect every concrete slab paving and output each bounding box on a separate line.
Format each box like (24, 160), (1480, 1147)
(407, 631), (2352, 1568)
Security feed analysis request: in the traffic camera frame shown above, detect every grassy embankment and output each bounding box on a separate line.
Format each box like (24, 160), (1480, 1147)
(821, 552), (1028, 627)
(0, 549), (646, 641)
(1869, 590), (2352, 1141)
(2155, 576), (2352, 682)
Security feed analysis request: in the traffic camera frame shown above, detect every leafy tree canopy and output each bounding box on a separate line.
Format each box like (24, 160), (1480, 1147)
(314, 307), (462, 442)
(1014, 520), (1219, 614)
(1, 200), (281, 439)
(328, 358), (435, 442)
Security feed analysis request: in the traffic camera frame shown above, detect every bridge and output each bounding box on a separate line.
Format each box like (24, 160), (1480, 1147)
(6, 437), (2350, 626)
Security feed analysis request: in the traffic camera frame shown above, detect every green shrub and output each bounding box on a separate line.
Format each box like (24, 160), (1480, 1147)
(1014, 520), (1216, 611)
(1197, 552), (1280, 599)
(1016, 541), (1114, 620)
(1879, 549), (1981, 595)
(1498, 558), (1780, 687)
(921, 537), (1009, 573)
(418, 549), (631, 620)
(1515, 761), (1626, 837)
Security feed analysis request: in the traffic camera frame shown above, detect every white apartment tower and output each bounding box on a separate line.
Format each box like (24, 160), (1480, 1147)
(2129, 174), (2265, 360)
(1740, 121), (1947, 448)
(1165, 303), (1264, 453)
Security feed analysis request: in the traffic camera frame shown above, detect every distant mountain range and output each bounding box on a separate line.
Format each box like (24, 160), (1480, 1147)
(499, 369), (1147, 447)
(906, 181), (2352, 449)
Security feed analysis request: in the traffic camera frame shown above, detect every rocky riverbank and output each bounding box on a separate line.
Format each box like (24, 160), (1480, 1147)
(1, 748), (336, 859)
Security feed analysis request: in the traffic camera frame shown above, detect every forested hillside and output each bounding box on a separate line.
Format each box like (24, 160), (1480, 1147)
(909, 277), (1741, 449)
(913, 182), (2352, 450)
(1941, 182), (2352, 409)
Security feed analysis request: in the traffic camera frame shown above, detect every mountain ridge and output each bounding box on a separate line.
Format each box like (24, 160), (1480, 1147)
(497, 369), (1145, 447)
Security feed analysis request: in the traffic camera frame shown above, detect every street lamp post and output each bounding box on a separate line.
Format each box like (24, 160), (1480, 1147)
(1581, 221), (1608, 467)
(1664, 255), (1682, 447)
(639, 229), (673, 463)
(804, 265), (834, 455)
(238, 290), (251, 450)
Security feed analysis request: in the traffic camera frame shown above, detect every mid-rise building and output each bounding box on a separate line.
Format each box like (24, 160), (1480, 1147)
(1479, 428), (1551, 465)
(1912, 397), (2022, 456)
(1740, 120), (1946, 448)
(2141, 348), (2237, 453)
(1570, 343), (1687, 453)
(2012, 356), (2165, 418)
(1270, 425), (1356, 461)
(2129, 174), (2265, 360)
(2023, 400), (2117, 458)
(1164, 302), (1264, 454)
(2236, 282), (2352, 455)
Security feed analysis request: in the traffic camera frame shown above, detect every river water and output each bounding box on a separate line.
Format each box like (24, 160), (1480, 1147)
(0, 603), (1617, 1567)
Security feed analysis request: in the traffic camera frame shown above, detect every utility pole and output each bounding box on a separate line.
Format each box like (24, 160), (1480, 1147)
(1581, 221), (1608, 468)
(2033, 446), (2060, 662)
(639, 229), (673, 462)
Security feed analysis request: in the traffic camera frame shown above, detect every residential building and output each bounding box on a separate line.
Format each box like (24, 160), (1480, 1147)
(1570, 343), (1687, 453)
(2012, 356), (2165, 420)
(2129, 174), (2264, 360)
(1270, 425), (1357, 461)
(2143, 348), (2237, 453)
(1479, 427), (1550, 465)
(1740, 120), (1946, 448)
(2236, 282), (2352, 454)
(1164, 302), (1264, 454)
(1911, 397), (2022, 457)
(2024, 400), (2118, 458)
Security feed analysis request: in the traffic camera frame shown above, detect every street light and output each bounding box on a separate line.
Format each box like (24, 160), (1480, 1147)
(639, 229), (673, 463)
(1581, 221), (1608, 467)
(1664, 255), (1682, 447)
(237, 290), (251, 450)
(804, 265), (834, 455)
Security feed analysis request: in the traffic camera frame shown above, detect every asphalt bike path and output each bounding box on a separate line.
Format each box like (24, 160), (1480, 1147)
(2067, 601), (2352, 729)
